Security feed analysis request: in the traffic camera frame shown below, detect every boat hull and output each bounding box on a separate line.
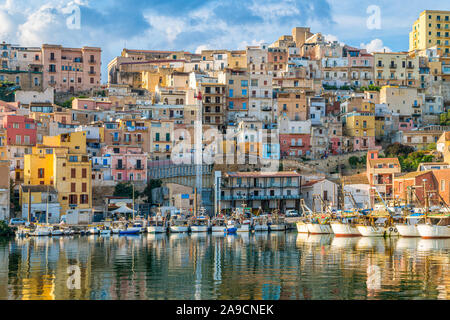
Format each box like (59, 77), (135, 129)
(190, 226), (209, 233)
(270, 224), (286, 232)
(417, 224), (450, 239)
(51, 230), (64, 236)
(88, 228), (100, 235)
(119, 227), (141, 235)
(356, 225), (386, 237)
(226, 227), (238, 234)
(296, 222), (309, 233)
(254, 224), (269, 232)
(147, 226), (166, 233)
(170, 226), (189, 233)
(395, 224), (420, 237)
(211, 226), (226, 233)
(306, 223), (332, 235)
(330, 222), (361, 237)
(237, 224), (252, 232)
(100, 230), (111, 236)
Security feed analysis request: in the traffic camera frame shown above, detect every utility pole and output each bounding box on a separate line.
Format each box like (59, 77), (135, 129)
(132, 182), (135, 221)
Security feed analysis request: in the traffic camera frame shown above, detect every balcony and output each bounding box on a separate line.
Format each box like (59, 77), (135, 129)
(88, 59), (96, 64)
(135, 165), (144, 170)
(389, 64), (397, 69)
(406, 64), (415, 69)
(88, 71), (96, 75)
(116, 166), (125, 170)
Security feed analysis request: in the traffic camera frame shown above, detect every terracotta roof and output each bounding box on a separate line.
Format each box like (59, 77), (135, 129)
(396, 170), (432, 180)
(368, 158), (400, 167)
(301, 179), (324, 187)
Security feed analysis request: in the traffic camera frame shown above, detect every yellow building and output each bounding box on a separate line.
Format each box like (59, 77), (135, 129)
(227, 50), (247, 69)
(373, 52), (419, 87)
(23, 131), (92, 216)
(409, 10), (450, 55)
(437, 132), (450, 163)
(0, 129), (7, 161)
(344, 112), (375, 137)
(379, 85), (422, 118)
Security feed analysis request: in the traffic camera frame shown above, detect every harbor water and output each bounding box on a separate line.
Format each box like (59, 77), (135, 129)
(0, 232), (449, 300)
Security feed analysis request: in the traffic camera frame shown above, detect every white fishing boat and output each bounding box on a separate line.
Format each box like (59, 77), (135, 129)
(307, 222), (332, 234)
(63, 228), (75, 236)
(356, 225), (387, 237)
(211, 217), (227, 233)
(417, 216), (450, 239)
(169, 215), (190, 233)
(254, 215), (269, 232)
(100, 228), (112, 236)
(330, 221), (360, 237)
(31, 225), (52, 236)
(51, 227), (64, 236)
(269, 210), (287, 231)
(237, 219), (252, 232)
(296, 221), (309, 233)
(190, 215), (210, 233)
(306, 215), (332, 234)
(395, 212), (424, 237)
(147, 215), (167, 233)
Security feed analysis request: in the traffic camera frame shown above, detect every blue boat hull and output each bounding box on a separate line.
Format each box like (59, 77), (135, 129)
(226, 227), (237, 234)
(119, 230), (140, 235)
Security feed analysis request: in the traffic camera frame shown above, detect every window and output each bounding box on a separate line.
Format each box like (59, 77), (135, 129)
(82, 183), (87, 192)
(82, 168), (87, 178)
(69, 194), (77, 205)
(38, 168), (44, 179)
(71, 183), (76, 192)
(80, 194), (89, 204)
(71, 168), (76, 178)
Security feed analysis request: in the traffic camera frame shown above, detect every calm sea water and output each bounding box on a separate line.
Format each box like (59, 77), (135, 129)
(0, 232), (449, 300)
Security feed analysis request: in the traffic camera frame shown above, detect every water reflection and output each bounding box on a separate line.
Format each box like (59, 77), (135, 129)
(0, 233), (449, 300)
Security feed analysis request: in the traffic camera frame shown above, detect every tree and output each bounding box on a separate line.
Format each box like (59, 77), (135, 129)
(113, 183), (137, 198)
(384, 143), (415, 158)
(141, 179), (163, 204)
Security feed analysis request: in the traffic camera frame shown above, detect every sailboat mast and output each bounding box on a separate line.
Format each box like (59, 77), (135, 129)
(46, 185), (49, 225)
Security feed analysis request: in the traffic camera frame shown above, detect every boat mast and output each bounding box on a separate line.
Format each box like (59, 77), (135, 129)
(194, 88), (203, 216)
(132, 183), (135, 221)
(46, 185), (49, 225)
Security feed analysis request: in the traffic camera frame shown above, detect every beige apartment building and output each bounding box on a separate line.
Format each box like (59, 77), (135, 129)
(42, 44), (101, 93)
(409, 10), (450, 55)
(373, 52), (419, 87)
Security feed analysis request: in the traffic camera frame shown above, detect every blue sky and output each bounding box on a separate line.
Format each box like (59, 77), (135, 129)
(0, 0), (449, 81)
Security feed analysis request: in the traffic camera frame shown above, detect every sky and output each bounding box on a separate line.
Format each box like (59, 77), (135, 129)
(0, 0), (449, 82)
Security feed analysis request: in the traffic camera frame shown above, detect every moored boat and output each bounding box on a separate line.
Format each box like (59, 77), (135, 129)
(254, 215), (269, 232)
(147, 215), (167, 233)
(30, 225), (52, 236)
(330, 221), (360, 237)
(211, 217), (226, 233)
(296, 221), (309, 233)
(169, 215), (190, 233)
(190, 215), (210, 233)
(417, 216), (450, 239)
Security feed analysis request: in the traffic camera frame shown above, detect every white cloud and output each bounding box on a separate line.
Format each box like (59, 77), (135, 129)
(360, 39), (391, 53)
(195, 45), (209, 54)
(324, 34), (339, 43)
(0, 10), (15, 39)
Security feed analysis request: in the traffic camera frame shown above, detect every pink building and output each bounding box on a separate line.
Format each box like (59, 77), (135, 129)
(351, 136), (376, 151)
(103, 146), (148, 182)
(72, 98), (112, 111)
(3, 115), (37, 146)
(399, 119), (414, 131)
(280, 134), (311, 157)
(330, 137), (342, 155)
(42, 44), (101, 93)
